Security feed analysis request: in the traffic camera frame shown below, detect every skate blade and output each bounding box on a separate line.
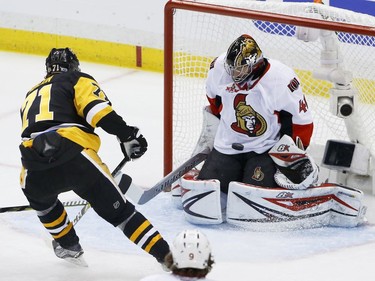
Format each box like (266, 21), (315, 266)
(63, 255), (88, 267)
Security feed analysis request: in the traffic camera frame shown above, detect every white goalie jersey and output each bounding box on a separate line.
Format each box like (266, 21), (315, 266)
(206, 53), (314, 154)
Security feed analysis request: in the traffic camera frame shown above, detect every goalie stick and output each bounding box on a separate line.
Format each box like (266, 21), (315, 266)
(132, 150), (209, 205)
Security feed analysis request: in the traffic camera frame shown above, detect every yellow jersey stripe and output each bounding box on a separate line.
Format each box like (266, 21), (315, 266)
(144, 233), (162, 253)
(129, 221), (151, 242)
(43, 209), (67, 228)
(57, 127), (101, 152)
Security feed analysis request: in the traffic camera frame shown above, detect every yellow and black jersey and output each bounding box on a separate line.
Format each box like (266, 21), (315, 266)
(20, 71), (124, 152)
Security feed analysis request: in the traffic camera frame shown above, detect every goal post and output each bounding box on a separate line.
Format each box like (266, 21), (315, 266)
(164, 0), (375, 192)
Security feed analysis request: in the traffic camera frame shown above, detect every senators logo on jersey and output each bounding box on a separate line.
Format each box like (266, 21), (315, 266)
(251, 167), (264, 181)
(231, 94), (267, 137)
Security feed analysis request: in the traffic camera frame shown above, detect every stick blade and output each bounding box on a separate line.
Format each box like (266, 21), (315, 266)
(0, 205), (32, 213)
(124, 183), (147, 205)
(136, 151), (209, 205)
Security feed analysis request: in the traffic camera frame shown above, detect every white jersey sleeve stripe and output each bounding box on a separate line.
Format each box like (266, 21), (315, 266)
(86, 102), (110, 126)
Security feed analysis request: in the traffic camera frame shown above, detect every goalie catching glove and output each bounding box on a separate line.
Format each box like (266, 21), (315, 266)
(269, 135), (319, 190)
(119, 127), (148, 159)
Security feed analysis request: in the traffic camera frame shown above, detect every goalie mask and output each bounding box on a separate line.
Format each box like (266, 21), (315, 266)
(171, 229), (212, 270)
(224, 34), (265, 84)
(45, 48), (80, 77)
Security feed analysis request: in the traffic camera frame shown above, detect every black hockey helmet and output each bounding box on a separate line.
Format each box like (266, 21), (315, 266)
(224, 34), (264, 84)
(45, 47), (80, 77)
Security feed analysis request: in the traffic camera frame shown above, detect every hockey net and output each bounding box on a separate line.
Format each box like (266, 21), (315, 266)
(164, 0), (375, 176)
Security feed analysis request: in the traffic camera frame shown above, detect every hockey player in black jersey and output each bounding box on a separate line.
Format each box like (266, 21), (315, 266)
(19, 48), (170, 266)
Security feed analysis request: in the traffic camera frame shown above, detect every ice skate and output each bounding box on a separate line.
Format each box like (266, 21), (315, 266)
(52, 240), (88, 267)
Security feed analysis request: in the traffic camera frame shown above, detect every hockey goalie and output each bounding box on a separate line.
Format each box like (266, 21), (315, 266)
(171, 34), (367, 230)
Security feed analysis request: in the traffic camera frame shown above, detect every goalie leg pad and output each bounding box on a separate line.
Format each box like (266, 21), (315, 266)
(171, 170), (201, 210)
(171, 183), (183, 210)
(226, 181), (367, 230)
(180, 176), (223, 225)
(227, 181), (338, 231)
(329, 184), (367, 227)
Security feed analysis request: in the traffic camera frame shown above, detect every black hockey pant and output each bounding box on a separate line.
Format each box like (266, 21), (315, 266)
(197, 148), (278, 193)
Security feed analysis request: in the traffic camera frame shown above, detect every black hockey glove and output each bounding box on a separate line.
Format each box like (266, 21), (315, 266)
(119, 127), (148, 159)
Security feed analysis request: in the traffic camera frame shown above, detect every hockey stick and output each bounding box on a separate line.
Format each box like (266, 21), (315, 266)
(130, 150), (209, 205)
(71, 155), (131, 225)
(0, 199), (88, 213)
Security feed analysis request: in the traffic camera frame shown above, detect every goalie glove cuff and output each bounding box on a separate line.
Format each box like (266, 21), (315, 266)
(274, 155), (319, 190)
(269, 135), (319, 189)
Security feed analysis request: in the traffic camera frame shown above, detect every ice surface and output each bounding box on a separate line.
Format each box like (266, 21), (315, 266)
(1, 51), (375, 281)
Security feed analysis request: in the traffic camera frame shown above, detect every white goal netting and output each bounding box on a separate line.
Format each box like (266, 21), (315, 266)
(165, 0), (375, 170)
